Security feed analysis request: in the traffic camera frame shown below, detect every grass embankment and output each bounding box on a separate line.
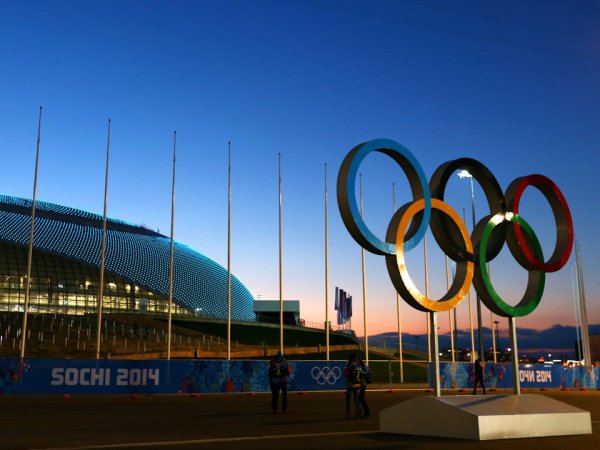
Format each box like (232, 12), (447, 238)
(161, 317), (358, 347)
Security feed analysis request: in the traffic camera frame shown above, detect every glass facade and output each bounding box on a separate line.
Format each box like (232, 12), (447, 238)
(0, 242), (192, 316)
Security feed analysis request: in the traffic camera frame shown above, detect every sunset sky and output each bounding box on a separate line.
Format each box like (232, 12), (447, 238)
(1, 0), (598, 348)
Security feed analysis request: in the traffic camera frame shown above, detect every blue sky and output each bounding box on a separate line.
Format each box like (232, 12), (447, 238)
(1, 1), (598, 349)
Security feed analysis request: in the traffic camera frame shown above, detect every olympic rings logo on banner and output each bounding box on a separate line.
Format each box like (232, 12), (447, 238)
(337, 139), (574, 318)
(311, 366), (342, 385)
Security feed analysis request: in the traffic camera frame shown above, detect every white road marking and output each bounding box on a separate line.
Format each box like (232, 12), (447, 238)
(30, 430), (380, 450)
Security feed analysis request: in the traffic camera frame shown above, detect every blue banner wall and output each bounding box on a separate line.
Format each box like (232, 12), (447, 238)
(430, 362), (600, 390)
(0, 358), (347, 395)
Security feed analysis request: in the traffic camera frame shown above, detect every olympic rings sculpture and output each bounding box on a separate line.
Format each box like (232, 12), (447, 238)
(337, 139), (573, 318)
(311, 366), (342, 385)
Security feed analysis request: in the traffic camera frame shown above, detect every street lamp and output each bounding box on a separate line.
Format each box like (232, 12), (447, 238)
(457, 169), (484, 359)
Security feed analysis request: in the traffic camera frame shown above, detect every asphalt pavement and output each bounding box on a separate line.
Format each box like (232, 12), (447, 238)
(0, 389), (598, 450)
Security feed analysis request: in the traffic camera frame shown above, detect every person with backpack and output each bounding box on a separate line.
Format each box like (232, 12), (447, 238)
(268, 351), (291, 413)
(343, 352), (362, 419)
(472, 358), (486, 395)
(357, 356), (371, 418)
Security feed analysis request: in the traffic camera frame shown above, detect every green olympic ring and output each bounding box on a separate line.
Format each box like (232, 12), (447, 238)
(472, 212), (545, 317)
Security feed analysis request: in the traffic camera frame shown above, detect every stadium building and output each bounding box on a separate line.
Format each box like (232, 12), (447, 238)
(0, 194), (255, 320)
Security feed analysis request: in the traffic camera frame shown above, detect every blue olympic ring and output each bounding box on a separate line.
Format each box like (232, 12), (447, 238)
(337, 138), (431, 254)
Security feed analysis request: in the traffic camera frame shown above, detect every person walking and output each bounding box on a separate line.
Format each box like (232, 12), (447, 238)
(472, 358), (486, 395)
(268, 351), (291, 413)
(344, 352), (362, 419)
(357, 356), (371, 418)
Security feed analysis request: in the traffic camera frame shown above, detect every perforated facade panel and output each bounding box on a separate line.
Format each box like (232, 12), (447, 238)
(0, 195), (255, 320)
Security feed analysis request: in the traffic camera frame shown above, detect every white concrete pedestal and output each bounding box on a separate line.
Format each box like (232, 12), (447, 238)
(379, 394), (592, 440)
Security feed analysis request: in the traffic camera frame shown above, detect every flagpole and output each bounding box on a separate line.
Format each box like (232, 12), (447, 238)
(359, 173), (368, 365)
(576, 239), (591, 365)
(430, 310), (441, 397)
(445, 255), (455, 362)
(464, 208), (475, 362)
(392, 182), (403, 382)
(571, 265), (583, 361)
(324, 163), (330, 361)
(20, 105), (43, 359)
(279, 153), (283, 354)
(509, 316), (520, 395)
(227, 141), (232, 360)
(95, 118), (111, 359)
(424, 234), (431, 362)
(486, 262), (496, 362)
(167, 131), (176, 360)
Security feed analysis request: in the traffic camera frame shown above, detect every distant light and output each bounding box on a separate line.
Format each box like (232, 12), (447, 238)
(457, 170), (473, 179)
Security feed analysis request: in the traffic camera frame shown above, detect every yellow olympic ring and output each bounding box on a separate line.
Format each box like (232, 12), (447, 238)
(385, 198), (474, 312)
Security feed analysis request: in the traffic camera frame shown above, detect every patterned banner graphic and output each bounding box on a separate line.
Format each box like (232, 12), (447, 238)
(430, 362), (599, 390)
(0, 358), (346, 395)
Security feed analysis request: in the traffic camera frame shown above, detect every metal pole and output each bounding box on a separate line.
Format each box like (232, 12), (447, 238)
(360, 173), (368, 365)
(449, 259), (459, 354)
(463, 208), (475, 362)
(509, 316), (520, 395)
(494, 320), (500, 357)
(430, 312), (441, 397)
(95, 118), (111, 359)
(278, 153), (283, 354)
(324, 163), (330, 361)
(488, 261), (496, 363)
(453, 283), (458, 353)
(491, 311), (497, 363)
(571, 265), (583, 361)
(393, 183), (403, 383)
(576, 239), (591, 366)
(469, 177), (484, 360)
(20, 106), (43, 359)
(167, 131), (176, 360)
(445, 255), (455, 362)
(467, 291), (475, 362)
(424, 234), (431, 362)
(227, 141), (232, 360)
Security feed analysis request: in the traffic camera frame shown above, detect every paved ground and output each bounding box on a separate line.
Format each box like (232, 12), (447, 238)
(0, 389), (598, 450)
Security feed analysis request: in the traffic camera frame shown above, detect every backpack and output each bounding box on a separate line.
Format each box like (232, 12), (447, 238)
(272, 360), (289, 378)
(363, 367), (373, 385)
(349, 364), (362, 384)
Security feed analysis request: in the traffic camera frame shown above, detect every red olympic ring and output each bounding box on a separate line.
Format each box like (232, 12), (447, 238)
(506, 174), (574, 272)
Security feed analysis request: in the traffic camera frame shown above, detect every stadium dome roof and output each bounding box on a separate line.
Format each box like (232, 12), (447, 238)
(0, 194), (255, 320)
